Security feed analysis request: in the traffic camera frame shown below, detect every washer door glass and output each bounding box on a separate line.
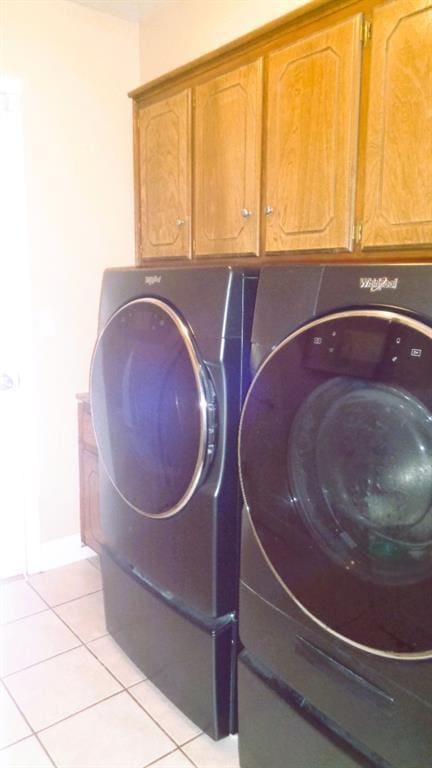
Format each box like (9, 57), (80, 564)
(239, 310), (432, 657)
(90, 298), (210, 518)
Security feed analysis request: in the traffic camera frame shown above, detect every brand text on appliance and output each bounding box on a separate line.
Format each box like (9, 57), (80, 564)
(145, 275), (162, 286)
(359, 277), (399, 292)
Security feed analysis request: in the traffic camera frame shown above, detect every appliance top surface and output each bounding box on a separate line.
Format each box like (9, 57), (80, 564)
(252, 263), (432, 346)
(98, 263), (258, 340)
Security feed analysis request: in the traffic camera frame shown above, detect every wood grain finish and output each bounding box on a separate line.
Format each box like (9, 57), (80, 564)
(137, 90), (191, 259)
(265, 15), (363, 253)
(131, 0), (432, 264)
(80, 448), (102, 555)
(77, 398), (103, 555)
(362, 0), (432, 249)
(194, 61), (262, 256)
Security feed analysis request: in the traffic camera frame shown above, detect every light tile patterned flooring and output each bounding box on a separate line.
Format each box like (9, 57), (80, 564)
(0, 558), (240, 768)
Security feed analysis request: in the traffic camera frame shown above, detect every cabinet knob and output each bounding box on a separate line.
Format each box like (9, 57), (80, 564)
(264, 205), (274, 216)
(240, 208), (253, 219)
(175, 218), (185, 227)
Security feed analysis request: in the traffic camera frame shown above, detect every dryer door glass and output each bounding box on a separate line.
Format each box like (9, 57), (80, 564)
(90, 298), (211, 518)
(239, 310), (432, 657)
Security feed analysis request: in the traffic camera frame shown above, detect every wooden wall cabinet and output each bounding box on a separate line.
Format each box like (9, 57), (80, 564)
(362, 0), (432, 250)
(130, 0), (432, 264)
(136, 90), (191, 260)
(194, 61), (262, 257)
(265, 15), (363, 253)
(77, 395), (103, 555)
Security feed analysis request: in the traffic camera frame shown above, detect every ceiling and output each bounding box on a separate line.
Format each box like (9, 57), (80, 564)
(70, 0), (179, 23)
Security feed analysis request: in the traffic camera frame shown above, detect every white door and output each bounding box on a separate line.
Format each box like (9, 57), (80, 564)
(0, 78), (33, 579)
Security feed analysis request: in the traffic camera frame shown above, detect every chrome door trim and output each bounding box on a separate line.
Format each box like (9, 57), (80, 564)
(239, 308), (432, 660)
(90, 297), (211, 519)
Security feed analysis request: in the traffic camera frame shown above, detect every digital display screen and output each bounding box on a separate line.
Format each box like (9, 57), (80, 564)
(339, 329), (385, 364)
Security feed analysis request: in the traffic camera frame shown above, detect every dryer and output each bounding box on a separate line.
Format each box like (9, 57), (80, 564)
(238, 264), (432, 767)
(90, 264), (257, 739)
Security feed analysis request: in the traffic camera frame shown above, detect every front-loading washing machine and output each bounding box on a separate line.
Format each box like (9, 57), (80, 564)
(238, 264), (432, 767)
(90, 264), (257, 738)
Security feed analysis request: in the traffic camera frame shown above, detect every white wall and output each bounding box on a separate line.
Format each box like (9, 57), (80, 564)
(2, 0), (140, 555)
(139, 0), (311, 82)
(1, 0), (309, 567)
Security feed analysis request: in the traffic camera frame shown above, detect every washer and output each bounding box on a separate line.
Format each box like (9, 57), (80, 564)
(238, 264), (432, 767)
(90, 264), (257, 739)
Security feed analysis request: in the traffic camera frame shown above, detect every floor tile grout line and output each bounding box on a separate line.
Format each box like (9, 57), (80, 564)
(3, 613), (210, 766)
(0, 575), (26, 586)
(81, 635), (132, 691)
(36, 587), (104, 611)
(80, 637), (204, 757)
(177, 731), (204, 768)
(177, 744), (200, 768)
(1, 580), (102, 628)
(124, 682), (202, 766)
(20, 601), (121, 690)
(44, 595), (109, 652)
(1, 606), (48, 627)
(0, 677), (37, 745)
(3, 641), (127, 744)
(2, 568), (213, 768)
(2, 651), (125, 740)
(1, 640), (83, 681)
(0, 606), (52, 629)
(0, 732), (36, 755)
(125, 682), (204, 748)
(33, 731), (58, 768)
(124, 687), (180, 750)
(141, 745), (196, 768)
(3, 646), (198, 767)
(35, 689), (131, 736)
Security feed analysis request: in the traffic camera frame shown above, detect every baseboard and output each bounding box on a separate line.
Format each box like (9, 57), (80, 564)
(28, 534), (95, 574)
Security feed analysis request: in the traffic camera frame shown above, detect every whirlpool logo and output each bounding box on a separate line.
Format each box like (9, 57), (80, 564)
(145, 275), (162, 286)
(359, 277), (399, 292)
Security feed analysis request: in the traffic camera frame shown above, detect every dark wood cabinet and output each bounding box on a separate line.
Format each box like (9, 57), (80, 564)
(194, 60), (262, 257)
(135, 90), (192, 260)
(130, 0), (432, 265)
(77, 394), (103, 555)
(265, 15), (362, 254)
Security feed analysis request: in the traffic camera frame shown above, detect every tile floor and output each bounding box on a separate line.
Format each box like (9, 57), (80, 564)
(0, 557), (240, 768)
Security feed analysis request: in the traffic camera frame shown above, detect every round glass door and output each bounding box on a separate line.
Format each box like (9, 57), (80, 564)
(90, 298), (213, 518)
(239, 310), (432, 658)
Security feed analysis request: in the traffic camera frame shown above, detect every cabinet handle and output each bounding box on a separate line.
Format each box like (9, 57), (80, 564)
(264, 205), (274, 215)
(240, 208), (253, 219)
(175, 218), (185, 227)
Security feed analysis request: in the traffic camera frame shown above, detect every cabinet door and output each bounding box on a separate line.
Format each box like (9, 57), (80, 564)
(194, 61), (262, 257)
(362, 0), (432, 249)
(80, 448), (102, 555)
(136, 90), (191, 259)
(265, 16), (363, 253)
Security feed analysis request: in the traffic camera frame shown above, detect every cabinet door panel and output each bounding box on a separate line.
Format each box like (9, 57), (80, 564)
(363, 0), (432, 248)
(194, 61), (262, 256)
(80, 448), (102, 555)
(137, 90), (191, 259)
(265, 16), (362, 253)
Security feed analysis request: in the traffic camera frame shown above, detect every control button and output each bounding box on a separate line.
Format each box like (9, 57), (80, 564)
(395, 337), (401, 345)
(411, 348), (423, 358)
(391, 356), (398, 363)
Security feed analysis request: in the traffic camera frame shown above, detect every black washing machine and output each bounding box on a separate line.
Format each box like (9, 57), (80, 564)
(238, 264), (432, 767)
(90, 264), (257, 739)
